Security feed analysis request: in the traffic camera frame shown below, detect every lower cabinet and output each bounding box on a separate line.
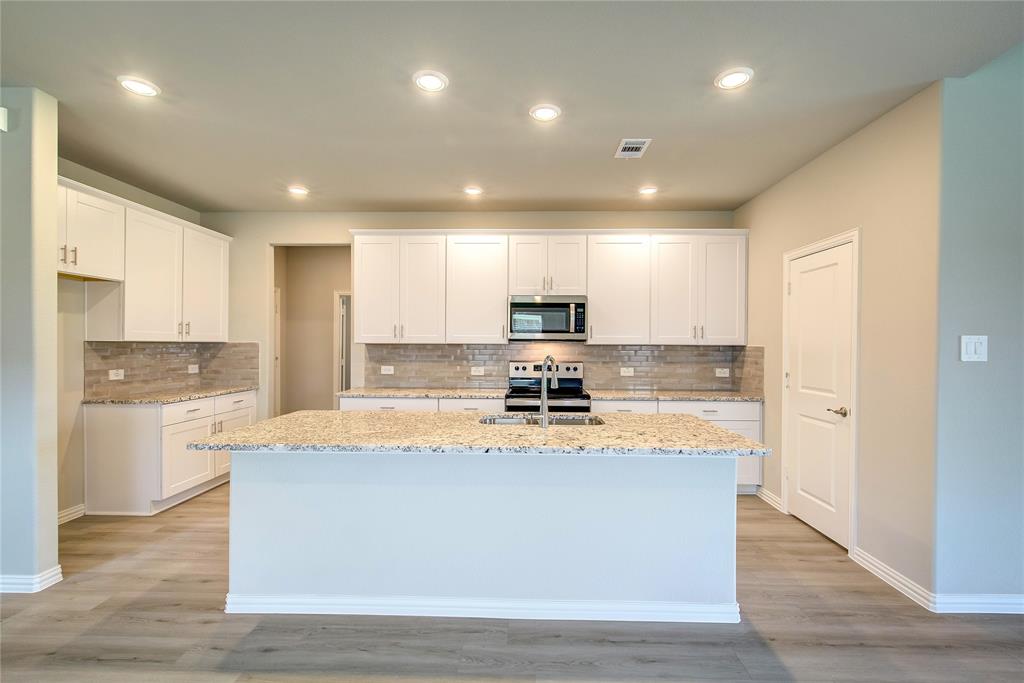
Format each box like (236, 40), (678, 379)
(590, 400), (659, 414)
(161, 417), (217, 499)
(214, 406), (254, 476)
(656, 400), (763, 489)
(338, 396), (439, 411)
(438, 398), (505, 412)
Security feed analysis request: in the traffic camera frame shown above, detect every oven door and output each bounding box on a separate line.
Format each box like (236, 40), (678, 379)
(508, 296), (586, 341)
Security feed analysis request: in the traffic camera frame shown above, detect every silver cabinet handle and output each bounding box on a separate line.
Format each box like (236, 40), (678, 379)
(693, 325), (697, 339)
(209, 422), (215, 435)
(701, 409), (719, 414)
(187, 407), (201, 413)
(393, 324), (397, 339)
(233, 398), (244, 404)
(463, 407), (479, 411)
(70, 246), (78, 265)
(700, 325), (705, 339)
(380, 406), (396, 410)
(827, 407), (849, 418)
(616, 409), (633, 413)
(59, 244), (68, 264)
(549, 275), (554, 291)
(185, 321), (191, 336)
(400, 324), (404, 339)
(217, 420), (224, 432)
(501, 324), (506, 338)
(178, 321), (183, 337)
(589, 325), (593, 340)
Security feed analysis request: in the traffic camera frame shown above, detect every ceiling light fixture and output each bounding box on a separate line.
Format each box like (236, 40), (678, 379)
(287, 185), (310, 197)
(413, 70), (449, 92)
(529, 104), (562, 122)
(117, 75), (161, 97)
(463, 186), (483, 196)
(639, 186), (658, 196)
(714, 67), (754, 90)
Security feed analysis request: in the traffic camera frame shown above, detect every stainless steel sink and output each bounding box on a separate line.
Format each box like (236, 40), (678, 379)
(479, 414), (605, 426)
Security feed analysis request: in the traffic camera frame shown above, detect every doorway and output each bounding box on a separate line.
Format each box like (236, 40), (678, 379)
(782, 230), (859, 548)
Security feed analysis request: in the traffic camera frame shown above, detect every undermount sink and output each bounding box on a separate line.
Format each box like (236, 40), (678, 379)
(479, 414), (606, 426)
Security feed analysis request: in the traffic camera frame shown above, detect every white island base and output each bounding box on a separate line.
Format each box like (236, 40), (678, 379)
(226, 450), (740, 623)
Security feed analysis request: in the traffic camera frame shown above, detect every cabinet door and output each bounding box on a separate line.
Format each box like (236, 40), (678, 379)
(547, 235), (587, 295)
(57, 184), (70, 273)
(446, 235), (508, 343)
(586, 234), (650, 344)
(353, 235), (401, 343)
(124, 209), (183, 341)
(590, 400), (659, 414)
(214, 406), (253, 476)
(651, 234), (699, 345)
(337, 397), (438, 411)
(714, 420), (763, 486)
(399, 235), (446, 343)
(161, 417), (215, 499)
(508, 234), (548, 295)
(699, 235), (747, 345)
(437, 398), (505, 413)
(67, 189), (126, 281)
(182, 228), (229, 342)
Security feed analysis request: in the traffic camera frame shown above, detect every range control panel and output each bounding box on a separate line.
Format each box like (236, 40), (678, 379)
(508, 361), (584, 379)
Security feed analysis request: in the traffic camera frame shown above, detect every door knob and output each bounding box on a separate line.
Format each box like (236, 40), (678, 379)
(827, 407), (849, 418)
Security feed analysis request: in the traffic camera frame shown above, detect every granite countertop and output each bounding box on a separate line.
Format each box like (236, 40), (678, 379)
(83, 385), (259, 405)
(338, 388), (507, 399)
(590, 389), (763, 402)
(189, 409), (770, 458)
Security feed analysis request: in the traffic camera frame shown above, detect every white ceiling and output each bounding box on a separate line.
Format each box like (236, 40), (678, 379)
(2, 1), (1022, 213)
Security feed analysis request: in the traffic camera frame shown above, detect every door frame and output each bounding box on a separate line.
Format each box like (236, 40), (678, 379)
(780, 228), (861, 551)
(332, 290), (352, 398)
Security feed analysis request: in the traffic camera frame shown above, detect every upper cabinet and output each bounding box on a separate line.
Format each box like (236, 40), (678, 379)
(587, 234), (651, 344)
(122, 209), (184, 341)
(650, 234), (700, 345)
(446, 234), (508, 343)
(182, 228), (230, 342)
(697, 235), (747, 345)
(57, 183), (126, 281)
(508, 234), (586, 295)
(353, 234), (446, 344)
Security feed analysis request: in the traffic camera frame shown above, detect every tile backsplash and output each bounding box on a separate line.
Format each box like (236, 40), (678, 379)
(365, 343), (763, 395)
(84, 342), (259, 400)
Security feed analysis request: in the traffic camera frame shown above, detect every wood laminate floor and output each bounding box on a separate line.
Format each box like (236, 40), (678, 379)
(1, 485), (1021, 682)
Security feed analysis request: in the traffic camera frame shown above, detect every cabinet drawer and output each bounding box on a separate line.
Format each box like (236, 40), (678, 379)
(590, 400), (659, 414)
(657, 400), (761, 421)
(338, 397), (438, 412)
(438, 398), (506, 413)
(162, 398), (215, 426)
(215, 391), (256, 414)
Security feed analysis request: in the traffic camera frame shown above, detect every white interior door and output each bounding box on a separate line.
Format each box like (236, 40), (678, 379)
(786, 242), (854, 547)
(508, 234), (548, 295)
(182, 228), (229, 341)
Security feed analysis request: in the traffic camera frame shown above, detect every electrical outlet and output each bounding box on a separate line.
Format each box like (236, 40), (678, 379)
(188, 364), (200, 374)
(715, 368), (731, 378)
(470, 367), (486, 376)
(620, 367), (635, 377)
(380, 365), (395, 375)
(108, 369), (124, 381)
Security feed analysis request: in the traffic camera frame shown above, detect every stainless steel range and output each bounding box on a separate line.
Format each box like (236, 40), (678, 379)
(504, 361), (591, 413)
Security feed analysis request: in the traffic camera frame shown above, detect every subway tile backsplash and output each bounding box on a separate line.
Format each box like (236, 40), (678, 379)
(84, 341), (259, 400)
(365, 343), (763, 395)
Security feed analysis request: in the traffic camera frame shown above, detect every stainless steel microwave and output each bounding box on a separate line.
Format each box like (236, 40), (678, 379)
(508, 295), (587, 341)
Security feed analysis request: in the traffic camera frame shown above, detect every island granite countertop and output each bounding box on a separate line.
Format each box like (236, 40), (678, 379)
(337, 387), (761, 402)
(189, 409), (770, 458)
(83, 385), (259, 405)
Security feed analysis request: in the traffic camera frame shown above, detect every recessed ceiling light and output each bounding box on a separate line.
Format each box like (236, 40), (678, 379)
(413, 70), (449, 92)
(639, 186), (658, 196)
(287, 185), (310, 197)
(463, 186), (483, 196)
(529, 104), (562, 122)
(117, 75), (161, 97)
(714, 67), (754, 90)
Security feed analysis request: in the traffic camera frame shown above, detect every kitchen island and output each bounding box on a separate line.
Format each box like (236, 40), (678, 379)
(190, 410), (769, 623)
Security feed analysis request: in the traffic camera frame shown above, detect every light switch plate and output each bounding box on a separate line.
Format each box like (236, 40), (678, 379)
(960, 335), (988, 362)
(620, 367), (635, 377)
(108, 369), (124, 381)
(715, 367), (731, 378)
(380, 365), (395, 375)
(188, 364), (200, 374)
(470, 367), (486, 376)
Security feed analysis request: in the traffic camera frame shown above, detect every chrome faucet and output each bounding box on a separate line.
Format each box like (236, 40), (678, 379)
(540, 354), (559, 428)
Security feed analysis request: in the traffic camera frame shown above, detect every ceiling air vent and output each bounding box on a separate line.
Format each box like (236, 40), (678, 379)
(614, 138), (652, 159)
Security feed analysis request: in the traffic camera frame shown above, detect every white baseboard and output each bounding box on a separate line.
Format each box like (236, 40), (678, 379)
(736, 484), (759, 495)
(756, 486), (784, 512)
(226, 594), (741, 623)
(850, 547), (1023, 614)
(58, 504), (86, 525)
(0, 565), (63, 593)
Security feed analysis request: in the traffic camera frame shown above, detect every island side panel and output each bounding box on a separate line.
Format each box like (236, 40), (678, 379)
(228, 450), (738, 623)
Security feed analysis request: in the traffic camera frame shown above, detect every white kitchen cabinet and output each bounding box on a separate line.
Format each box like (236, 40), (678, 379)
(651, 234), (700, 344)
(122, 209), (184, 341)
(57, 183), (126, 281)
(590, 400), (659, 414)
(182, 228), (230, 342)
(698, 235), (747, 345)
(446, 235), (508, 343)
(162, 416), (216, 499)
(437, 397), (506, 412)
(509, 234), (586, 295)
(213, 405), (254, 476)
(338, 396), (439, 411)
(586, 234), (651, 344)
(658, 400), (763, 489)
(353, 235), (401, 343)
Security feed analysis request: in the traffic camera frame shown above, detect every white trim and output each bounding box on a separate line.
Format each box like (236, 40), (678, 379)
(736, 484), (759, 495)
(756, 487), (785, 513)
(57, 504), (85, 525)
(850, 547), (1024, 614)
(781, 228), (861, 550)
(226, 593), (741, 623)
(348, 227), (747, 237)
(0, 565), (63, 593)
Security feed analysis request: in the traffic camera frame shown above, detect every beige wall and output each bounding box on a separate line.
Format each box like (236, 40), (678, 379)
(280, 246), (352, 412)
(200, 210), (734, 419)
(57, 279), (85, 514)
(734, 84), (943, 590)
